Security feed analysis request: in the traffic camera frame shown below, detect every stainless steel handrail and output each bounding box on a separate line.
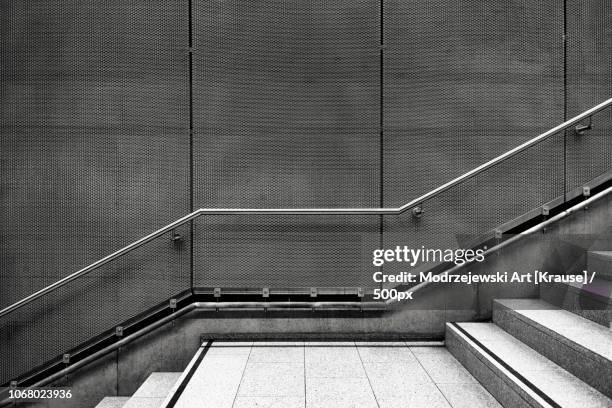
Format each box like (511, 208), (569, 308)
(1, 97), (611, 318)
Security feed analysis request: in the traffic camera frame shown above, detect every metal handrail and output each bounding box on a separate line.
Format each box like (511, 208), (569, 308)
(1, 97), (611, 318)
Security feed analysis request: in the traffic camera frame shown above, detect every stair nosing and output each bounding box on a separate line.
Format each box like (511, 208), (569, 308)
(447, 322), (557, 408)
(451, 322), (612, 408)
(493, 299), (611, 364)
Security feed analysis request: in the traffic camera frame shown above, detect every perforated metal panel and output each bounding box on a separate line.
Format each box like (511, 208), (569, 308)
(566, 0), (612, 191)
(383, 135), (565, 279)
(192, 0), (380, 288)
(1, 0), (610, 387)
(383, 0), (564, 207)
(0, 0), (189, 384)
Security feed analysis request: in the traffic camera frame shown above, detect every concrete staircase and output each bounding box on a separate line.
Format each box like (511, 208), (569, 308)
(447, 248), (612, 407)
(95, 372), (181, 408)
(541, 250), (612, 327)
(447, 251), (612, 408)
(93, 251), (612, 408)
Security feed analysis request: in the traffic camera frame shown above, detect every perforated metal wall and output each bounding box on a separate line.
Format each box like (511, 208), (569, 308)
(383, 0), (564, 208)
(192, 0), (381, 288)
(0, 0), (189, 384)
(1, 0), (611, 386)
(566, 0), (612, 191)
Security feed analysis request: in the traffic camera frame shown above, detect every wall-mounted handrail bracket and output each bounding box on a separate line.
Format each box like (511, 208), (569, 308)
(583, 186), (591, 197)
(575, 115), (593, 135)
(412, 205), (424, 219)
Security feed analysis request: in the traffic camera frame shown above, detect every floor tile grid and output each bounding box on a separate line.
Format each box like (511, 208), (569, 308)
(408, 347), (453, 408)
(303, 342), (307, 408)
(355, 344), (382, 408)
(231, 345), (254, 408)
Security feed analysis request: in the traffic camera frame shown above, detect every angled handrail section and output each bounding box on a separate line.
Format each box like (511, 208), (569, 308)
(1, 97), (611, 318)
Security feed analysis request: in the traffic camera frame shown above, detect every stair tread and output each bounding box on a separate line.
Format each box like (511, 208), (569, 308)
(495, 298), (612, 361)
(95, 396), (130, 408)
(122, 398), (166, 408)
(567, 276), (612, 297)
(457, 322), (612, 408)
(590, 251), (612, 259)
(121, 372), (182, 408)
(588, 251), (612, 280)
(131, 372), (182, 398)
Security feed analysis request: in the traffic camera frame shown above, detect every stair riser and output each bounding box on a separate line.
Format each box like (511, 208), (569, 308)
(445, 324), (545, 408)
(493, 304), (612, 398)
(588, 254), (612, 281)
(540, 282), (612, 326)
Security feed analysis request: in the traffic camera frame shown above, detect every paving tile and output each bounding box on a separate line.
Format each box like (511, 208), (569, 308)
(354, 341), (407, 347)
(215, 341), (254, 347)
(306, 377), (378, 408)
(305, 358), (366, 378)
(413, 348), (478, 384)
(173, 356), (248, 408)
(356, 345), (417, 363)
(376, 383), (451, 408)
(233, 396), (304, 408)
(207, 342), (253, 357)
(305, 346), (361, 363)
(410, 347), (451, 357)
(238, 362), (304, 397)
(437, 383), (503, 408)
(249, 345), (304, 363)
(304, 341), (355, 347)
(252, 341), (304, 347)
(364, 361), (432, 397)
(305, 346), (365, 378)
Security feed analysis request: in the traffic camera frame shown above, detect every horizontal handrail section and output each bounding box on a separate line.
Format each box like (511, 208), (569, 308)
(1, 97), (611, 318)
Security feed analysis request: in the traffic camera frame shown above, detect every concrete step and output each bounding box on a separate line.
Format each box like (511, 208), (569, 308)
(123, 372), (182, 408)
(446, 322), (612, 408)
(95, 397), (130, 408)
(541, 277), (612, 327)
(493, 298), (612, 398)
(589, 251), (612, 280)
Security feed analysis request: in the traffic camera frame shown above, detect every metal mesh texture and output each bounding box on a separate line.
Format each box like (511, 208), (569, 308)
(383, 134), (565, 279)
(383, 0), (564, 207)
(0, 0), (611, 385)
(0, 0), (189, 383)
(565, 0), (612, 191)
(192, 0), (381, 288)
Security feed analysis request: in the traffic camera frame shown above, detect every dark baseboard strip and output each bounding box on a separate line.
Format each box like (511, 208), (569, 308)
(449, 322), (560, 408)
(165, 340), (213, 408)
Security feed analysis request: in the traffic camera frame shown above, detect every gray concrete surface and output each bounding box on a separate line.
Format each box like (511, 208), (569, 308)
(122, 373), (181, 408)
(171, 341), (502, 408)
(493, 298), (612, 397)
(95, 397), (130, 408)
(447, 322), (612, 408)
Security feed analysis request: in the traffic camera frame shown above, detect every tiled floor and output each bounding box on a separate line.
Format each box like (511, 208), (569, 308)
(173, 341), (502, 408)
